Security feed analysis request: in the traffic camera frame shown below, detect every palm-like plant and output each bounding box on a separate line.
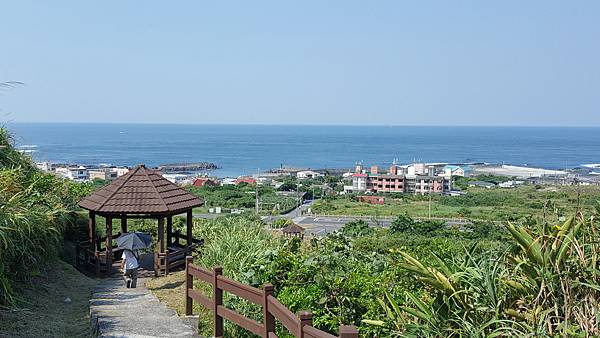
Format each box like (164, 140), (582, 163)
(366, 211), (600, 336)
(503, 214), (600, 335)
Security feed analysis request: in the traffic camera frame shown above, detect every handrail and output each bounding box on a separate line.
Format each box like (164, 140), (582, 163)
(185, 257), (358, 338)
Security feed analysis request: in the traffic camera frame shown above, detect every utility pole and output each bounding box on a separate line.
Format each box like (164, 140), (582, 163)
(428, 187), (432, 220)
(255, 168), (260, 214)
(255, 187), (259, 213)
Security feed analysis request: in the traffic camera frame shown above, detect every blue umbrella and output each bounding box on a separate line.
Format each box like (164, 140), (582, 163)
(116, 232), (152, 250)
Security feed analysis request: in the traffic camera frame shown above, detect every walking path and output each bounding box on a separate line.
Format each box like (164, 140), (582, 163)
(90, 277), (199, 338)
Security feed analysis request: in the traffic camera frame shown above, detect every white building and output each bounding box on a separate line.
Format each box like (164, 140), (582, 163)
(344, 173), (368, 193)
(443, 165), (465, 177)
(498, 180), (524, 188)
(89, 169), (119, 181)
(296, 170), (322, 180)
(222, 178), (237, 185)
(36, 162), (53, 172)
(162, 173), (189, 185)
(56, 166), (89, 182)
(114, 167), (129, 177)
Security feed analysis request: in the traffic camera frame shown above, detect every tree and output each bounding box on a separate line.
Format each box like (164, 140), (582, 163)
(390, 213), (415, 233)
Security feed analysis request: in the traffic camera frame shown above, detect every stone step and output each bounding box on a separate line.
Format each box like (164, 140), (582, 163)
(90, 278), (200, 338)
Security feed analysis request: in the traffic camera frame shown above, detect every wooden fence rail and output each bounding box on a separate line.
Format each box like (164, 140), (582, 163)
(185, 257), (359, 338)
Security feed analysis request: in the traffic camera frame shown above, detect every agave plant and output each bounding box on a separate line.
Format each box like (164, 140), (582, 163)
(503, 214), (600, 336)
(365, 211), (600, 336)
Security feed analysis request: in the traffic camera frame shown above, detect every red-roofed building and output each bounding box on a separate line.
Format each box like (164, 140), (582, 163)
(358, 195), (385, 204)
(235, 177), (257, 185)
(192, 177), (219, 187)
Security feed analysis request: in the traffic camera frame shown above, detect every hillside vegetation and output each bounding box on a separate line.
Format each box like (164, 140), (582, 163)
(0, 128), (91, 306)
(182, 203), (600, 337)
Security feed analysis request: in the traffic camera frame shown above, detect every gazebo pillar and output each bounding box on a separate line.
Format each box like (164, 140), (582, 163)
(88, 211), (96, 251)
(106, 216), (113, 276)
(120, 215), (127, 234)
(186, 210), (193, 246)
(166, 216), (173, 247)
(157, 217), (165, 253)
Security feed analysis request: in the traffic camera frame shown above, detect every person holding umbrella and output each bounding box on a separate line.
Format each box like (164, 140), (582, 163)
(117, 232), (152, 288)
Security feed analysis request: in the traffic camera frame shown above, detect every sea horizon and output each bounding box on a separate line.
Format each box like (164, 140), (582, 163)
(6, 121), (600, 128)
(6, 122), (600, 177)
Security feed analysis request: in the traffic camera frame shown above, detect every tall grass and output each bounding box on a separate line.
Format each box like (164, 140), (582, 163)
(193, 215), (282, 281)
(191, 215), (283, 337)
(0, 128), (87, 306)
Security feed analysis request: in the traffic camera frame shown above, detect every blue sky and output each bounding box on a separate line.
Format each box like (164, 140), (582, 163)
(1, 1), (599, 126)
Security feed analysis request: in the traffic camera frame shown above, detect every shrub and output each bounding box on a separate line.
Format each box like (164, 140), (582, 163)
(390, 213), (415, 233)
(340, 220), (373, 237)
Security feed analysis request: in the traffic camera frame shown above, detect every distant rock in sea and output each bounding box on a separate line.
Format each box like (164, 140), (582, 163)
(158, 162), (220, 172)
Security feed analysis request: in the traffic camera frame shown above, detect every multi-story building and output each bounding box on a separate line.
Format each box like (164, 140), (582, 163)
(345, 163), (450, 194)
(89, 169), (119, 181)
(55, 166), (89, 182)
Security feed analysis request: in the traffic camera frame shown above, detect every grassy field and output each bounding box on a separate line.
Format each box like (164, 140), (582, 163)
(187, 184), (298, 215)
(312, 185), (600, 221)
(0, 260), (97, 338)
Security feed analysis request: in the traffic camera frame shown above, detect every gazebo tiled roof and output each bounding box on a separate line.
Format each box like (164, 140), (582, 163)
(79, 164), (203, 214)
(281, 223), (305, 234)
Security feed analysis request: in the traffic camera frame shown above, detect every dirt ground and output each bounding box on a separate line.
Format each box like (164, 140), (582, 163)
(0, 260), (98, 338)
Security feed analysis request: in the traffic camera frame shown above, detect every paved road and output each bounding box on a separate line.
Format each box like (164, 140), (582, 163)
(292, 216), (387, 236)
(194, 203), (478, 238)
(290, 215), (473, 237)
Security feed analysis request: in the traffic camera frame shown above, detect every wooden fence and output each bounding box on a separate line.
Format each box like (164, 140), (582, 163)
(185, 257), (359, 338)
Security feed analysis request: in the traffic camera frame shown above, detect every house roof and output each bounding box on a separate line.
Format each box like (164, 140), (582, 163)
(193, 177), (217, 186)
(468, 181), (495, 187)
(78, 164), (203, 215)
(282, 223), (305, 234)
(235, 177), (257, 184)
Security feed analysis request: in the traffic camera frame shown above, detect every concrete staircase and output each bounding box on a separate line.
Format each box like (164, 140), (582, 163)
(90, 278), (199, 338)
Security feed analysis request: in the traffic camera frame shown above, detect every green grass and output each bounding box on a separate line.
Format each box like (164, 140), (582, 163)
(312, 185), (600, 221)
(0, 260), (97, 338)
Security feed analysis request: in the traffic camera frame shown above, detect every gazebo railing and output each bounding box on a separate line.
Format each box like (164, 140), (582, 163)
(75, 240), (101, 275)
(75, 233), (124, 276)
(155, 235), (204, 276)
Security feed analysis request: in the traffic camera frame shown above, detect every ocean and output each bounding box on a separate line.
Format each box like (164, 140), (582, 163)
(7, 123), (600, 177)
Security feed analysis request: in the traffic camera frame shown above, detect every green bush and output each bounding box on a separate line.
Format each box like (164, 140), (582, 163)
(390, 213), (415, 233)
(340, 220), (373, 237)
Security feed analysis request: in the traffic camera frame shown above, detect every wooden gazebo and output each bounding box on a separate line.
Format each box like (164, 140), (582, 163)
(281, 223), (305, 239)
(76, 164), (204, 276)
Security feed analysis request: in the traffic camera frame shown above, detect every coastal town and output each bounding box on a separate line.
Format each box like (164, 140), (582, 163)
(36, 160), (600, 190)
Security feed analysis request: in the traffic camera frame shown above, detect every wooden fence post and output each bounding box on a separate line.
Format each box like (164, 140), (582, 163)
(298, 311), (312, 338)
(213, 266), (224, 337)
(185, 256), (193, 316)
(339, 325), (359, 338)
(262, 283), (275, 337)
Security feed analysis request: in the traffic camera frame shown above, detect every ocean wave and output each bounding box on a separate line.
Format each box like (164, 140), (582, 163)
(18, 144), (38, 148)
